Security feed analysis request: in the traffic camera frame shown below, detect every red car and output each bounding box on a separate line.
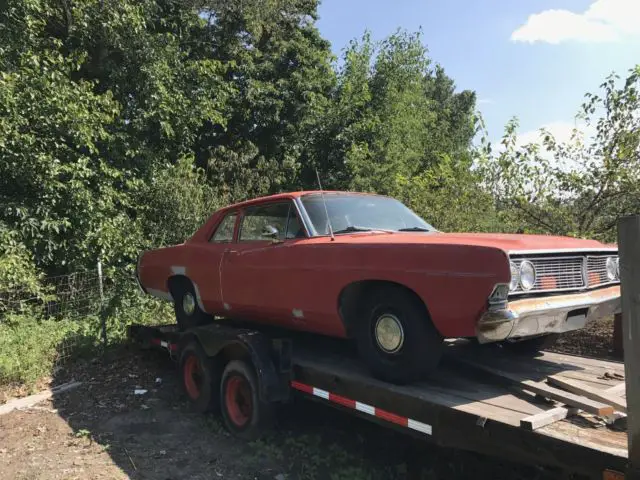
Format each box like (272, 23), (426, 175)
(136, 191), (621, 384)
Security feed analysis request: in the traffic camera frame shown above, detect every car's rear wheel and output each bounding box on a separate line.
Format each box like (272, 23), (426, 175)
(170, 278), (211, 330)
(355, 285), (443, 385)
(502, 333), (560, 356)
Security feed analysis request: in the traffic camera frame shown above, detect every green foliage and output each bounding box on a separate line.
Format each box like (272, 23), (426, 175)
(477, 66), (640, 242)
(138, 156), (225, 247)
(1, 0), (638, 392)
(0, 315), (86, 385)
(0, 224), (48, 311)
(307, 29), (493, 231)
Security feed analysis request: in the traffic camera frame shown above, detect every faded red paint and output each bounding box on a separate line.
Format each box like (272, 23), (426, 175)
(136, 191), (616, 340)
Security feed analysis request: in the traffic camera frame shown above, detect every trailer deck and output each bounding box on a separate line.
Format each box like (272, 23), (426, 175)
(130, 323), (628, 478)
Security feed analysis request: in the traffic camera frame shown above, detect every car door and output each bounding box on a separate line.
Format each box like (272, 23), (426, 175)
(220, 200), (307, 325)
(186, 210), (239, 315)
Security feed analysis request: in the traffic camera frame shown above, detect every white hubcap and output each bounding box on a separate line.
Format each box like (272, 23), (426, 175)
(182, 293), (196, 316)
(374, 314), (404, 354)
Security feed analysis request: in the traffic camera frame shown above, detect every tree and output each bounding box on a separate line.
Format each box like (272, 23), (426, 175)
(307, 30), (496, 231)
(200, 0), (335, 199)
(478, 65), (640, 242)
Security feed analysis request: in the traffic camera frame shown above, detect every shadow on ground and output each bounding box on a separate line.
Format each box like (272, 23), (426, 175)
(0, 342), (583, 480)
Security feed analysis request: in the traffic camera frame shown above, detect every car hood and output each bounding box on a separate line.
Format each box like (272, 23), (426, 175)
(332, 231), (615, 254)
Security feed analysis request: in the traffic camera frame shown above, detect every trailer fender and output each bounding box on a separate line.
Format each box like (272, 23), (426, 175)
(182, 326), (290, 404)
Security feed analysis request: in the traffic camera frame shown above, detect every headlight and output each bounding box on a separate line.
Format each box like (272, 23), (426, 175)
(509, 261), (520, 292)
(519, 260), (536, 291)
(606, 256), (618, 281)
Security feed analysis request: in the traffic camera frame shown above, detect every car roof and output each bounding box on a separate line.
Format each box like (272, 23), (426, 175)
(222, 190), (384, 211)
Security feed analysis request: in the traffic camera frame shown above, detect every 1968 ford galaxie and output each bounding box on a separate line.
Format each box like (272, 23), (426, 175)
(136, 191), (621, 384)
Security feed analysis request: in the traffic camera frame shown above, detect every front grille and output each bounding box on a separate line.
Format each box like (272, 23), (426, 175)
(586, 256), (613, 288)
(530, 257), (585, 290)
(510, 253), (618, 295)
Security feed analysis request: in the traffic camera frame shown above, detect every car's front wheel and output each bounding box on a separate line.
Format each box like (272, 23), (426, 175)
(355, 286), (444, 385)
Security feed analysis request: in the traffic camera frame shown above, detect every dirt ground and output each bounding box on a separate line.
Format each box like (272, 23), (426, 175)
(548, 315), (618, 359)
(0, 318), (618, 480)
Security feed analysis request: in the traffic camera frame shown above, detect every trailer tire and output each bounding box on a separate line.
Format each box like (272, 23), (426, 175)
(170, 278), (210, 330)
(220, 360), (274, 440)
(356, 286), (443, 385)
(502, 333), (560, 356)
(180, 341), (220, 413)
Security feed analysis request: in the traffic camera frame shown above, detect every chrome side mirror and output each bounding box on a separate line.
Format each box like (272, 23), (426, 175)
(261, 224), (279, 239)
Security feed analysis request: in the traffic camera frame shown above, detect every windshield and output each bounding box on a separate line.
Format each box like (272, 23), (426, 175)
(300, 193), (435, 236)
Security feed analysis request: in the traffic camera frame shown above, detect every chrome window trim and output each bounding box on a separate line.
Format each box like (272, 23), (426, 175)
(293, 196), (319, 237)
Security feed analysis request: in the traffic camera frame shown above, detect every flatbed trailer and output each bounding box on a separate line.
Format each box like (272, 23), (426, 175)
(128, 321), (629, 479)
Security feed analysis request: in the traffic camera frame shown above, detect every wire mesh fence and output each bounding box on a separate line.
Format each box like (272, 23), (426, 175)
(0, 263), (108, 379)
(0, 263), (104, 321)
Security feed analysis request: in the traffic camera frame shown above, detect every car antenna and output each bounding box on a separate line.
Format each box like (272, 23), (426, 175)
(315, 169), (335, 241)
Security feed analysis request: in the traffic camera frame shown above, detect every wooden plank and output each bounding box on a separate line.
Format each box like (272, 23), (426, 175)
(521, 406), (579, 431)
(537, 351), (625, 373)
(0, 381), (81, 416)
(606, 383), (627, 397)
(618, 215), (640, 477)
(548, 375), (627, 413)
(451, 357), (615, 416)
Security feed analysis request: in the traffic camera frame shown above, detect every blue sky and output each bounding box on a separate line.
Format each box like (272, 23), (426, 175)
(316, 0), (640, 145)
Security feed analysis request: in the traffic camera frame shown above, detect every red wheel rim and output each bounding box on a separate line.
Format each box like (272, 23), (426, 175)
(183, 355), (202, 400)
(225, 375), (253, 427)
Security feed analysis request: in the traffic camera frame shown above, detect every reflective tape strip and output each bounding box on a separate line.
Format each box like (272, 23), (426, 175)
(312, 387), (329, 400)
(291, 381), (432, 436)
(150, 338), (177, 352)
(408, 418), (433, 435)
(355, 401), (375, 416)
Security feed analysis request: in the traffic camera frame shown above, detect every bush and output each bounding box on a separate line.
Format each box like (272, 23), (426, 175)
(0, 315), (91, 386)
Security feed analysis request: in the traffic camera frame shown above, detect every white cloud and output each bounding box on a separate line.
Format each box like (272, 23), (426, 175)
(511, 0), (640, 44)
(477, 98), (494, 105)
(516, 121), (590, 148)
(513, 121), (598, 171)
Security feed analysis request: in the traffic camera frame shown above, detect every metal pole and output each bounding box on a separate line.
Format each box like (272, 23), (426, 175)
(97, 260), (107, 347)
(617, 215), (640, 479)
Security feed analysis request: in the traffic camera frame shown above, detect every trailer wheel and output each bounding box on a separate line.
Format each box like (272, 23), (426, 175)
(502, 333), (560, 356)
(170, 278), (210, 330)
(220, 360), (274, 440)
(356, 286), (443, 384)
(180, 342), (220, 413)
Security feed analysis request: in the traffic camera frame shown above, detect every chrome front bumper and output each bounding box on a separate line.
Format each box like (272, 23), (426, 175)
(475, 285), (621, 344)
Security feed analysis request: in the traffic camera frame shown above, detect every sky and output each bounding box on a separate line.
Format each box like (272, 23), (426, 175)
(316, 0), (640, 146)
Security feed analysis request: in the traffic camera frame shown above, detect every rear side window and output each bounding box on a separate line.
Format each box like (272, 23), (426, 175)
(210, 213), (237, 243)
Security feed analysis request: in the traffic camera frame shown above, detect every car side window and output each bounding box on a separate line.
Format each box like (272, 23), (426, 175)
(210, 212), (237, 243)
(240, 203), (289, 241)
(239, 202), (306, 242)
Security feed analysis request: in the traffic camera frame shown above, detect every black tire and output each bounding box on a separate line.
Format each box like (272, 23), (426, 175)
(170, 278), (211, 330)
(180, 341), (221, 413)
(220, 360), (274, 440)
(355, 285), (444, 385)
(502, 333), (560, 356)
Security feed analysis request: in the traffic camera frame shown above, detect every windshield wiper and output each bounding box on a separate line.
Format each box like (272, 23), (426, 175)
(333, 226), (372, 234)
(398, 226), (431, 232)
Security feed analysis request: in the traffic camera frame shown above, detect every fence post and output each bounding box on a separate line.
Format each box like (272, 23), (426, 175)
(617, 215), (640, 480)
(97, 260), (107, 348)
